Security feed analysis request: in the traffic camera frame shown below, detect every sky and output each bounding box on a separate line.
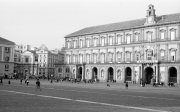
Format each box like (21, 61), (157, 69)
(0, 0), (180, 50)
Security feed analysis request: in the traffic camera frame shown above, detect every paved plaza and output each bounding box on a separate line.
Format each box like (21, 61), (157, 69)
(1, 79), (180, 112)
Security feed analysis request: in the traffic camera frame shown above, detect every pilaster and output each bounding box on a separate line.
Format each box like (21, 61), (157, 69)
(98, 49), (100, 63)
(132, 47), (135, 62)
(122, 47), (125, 62)
(166, 26), (168, 40)
(1, 46), (4, 61)
(177, 66), (180, 86)
(91, 49), (93, 63)
(106, 48), (108, 63)
(113, 48), (116, 63)
(165, 44), (168, 61)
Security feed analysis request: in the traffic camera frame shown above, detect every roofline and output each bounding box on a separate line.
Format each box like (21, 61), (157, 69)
(65, 21), (180, 38)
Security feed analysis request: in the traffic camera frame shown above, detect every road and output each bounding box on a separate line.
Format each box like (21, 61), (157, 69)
(0, 79), (180, 112)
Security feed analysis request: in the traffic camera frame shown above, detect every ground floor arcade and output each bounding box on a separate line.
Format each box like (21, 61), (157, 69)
(55, 63), (180, 86)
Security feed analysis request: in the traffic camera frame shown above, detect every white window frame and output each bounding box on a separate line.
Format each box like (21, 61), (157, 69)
(109, 52), (113, 63)
(117, 52), (122, 63)
(147, 32), (152, 42)
(101, 37), (105, 46)
(160, 30), (165, 39)
(109, 36), (113, 45)
(117, 35), (122, 44)
(126, 34), (131, 44)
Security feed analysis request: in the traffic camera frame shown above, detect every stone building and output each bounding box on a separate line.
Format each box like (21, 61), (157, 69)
(0, 37), (15, 77)
(55, 5), (180, 85)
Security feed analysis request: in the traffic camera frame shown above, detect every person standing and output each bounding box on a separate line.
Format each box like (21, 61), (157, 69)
(125, 82), (128, 89)
(20, 78), (23, 85)
(36, 79), (41, 91)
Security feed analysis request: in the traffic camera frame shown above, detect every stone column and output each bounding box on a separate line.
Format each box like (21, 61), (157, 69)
(71, 51), (73, 63)
(156, 27), (159, 40)
(106, 48), (108, 63)
(77, 51), (79, 63)
(98, 49), (100, 63)
(91, 49), (93, 63)
(132, 30), (134, 43)
(165, 44), (168, 61)
(157, 44), (160, 60)
(113, 67), (116, 80)
(132, 66), (135, 82)
(10, 47), (14, 62)
(165, 66), (168, 85)
(114, 33), (116, 45)
(132, 47), (135, 62)
(177, 66), (180, 86)
(106, 34), (108, 45)
(178, 25), (180, 39)
(123, 32), (126, 43)
(166, 26), (168, 40)
(91, 36), (93, 47)
(114, 48), (116, 63)
(84, 50), (86, 63)
(144, 47), (146, 61)
(1, 46), (4, 61)
(122, 47), (125, 62)
(177, 44), (180, 61)
(156, 64), (158, 83)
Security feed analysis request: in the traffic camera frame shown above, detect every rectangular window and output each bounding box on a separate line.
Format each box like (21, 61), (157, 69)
(126, 35), (131, 44)
(171, 51), (175, 61)
(94, 54), (97, 63)
(170, 31), (175, 40)
(135, 34), (139, 42)
(126, 53), (131, 62)
(160, 32), (165, 39)
(147, 51), (153, 60)
(117, 53), (121, 62)
(101, 54), (104, 63)
(87, 54), (89, 63)
(5, 47), (10, 53)
(101, 38), (105, 46)
(74, 41), (76, 48)
(109, 53), (113, 63)
(147, 33), (152, 42)
(136, 54), (139, 61)
(5, 64), (9, 71)
(80, 40), (83, 48)
(87, 39), (89, 47)
(109, 37), (113, 45)
(161, 52), (165, 60)
(5, 56), (9, 62)
(117, 36), (121, 44)
(94, 38), (97, 46)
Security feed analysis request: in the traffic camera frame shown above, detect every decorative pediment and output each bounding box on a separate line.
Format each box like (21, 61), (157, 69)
(169, 48), (177, 51)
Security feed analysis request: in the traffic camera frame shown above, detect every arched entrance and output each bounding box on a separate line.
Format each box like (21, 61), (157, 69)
(77, 67), (82, 79)
(144, 67), (153, 84)
(125, 67), (132, 81)
(92, 67), (98, 79)
(107, 67), (113, 81)
(169, 67), (177, 83)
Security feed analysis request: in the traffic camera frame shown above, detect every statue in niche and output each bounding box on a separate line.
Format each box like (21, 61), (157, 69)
(101, 70), (104, 78)
(117, 69), (121, 79)
(86, 70), (89, 79)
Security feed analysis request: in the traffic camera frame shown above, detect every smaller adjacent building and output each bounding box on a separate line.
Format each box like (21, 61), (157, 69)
(0, 37), (15, 78)
(36, 44), (64, 78)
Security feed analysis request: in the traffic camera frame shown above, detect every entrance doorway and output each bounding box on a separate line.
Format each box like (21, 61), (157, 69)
(144, 67), (153, 84)
(169, 67), (177, 83)
(125, 67), (132, 81)
(78, 67), (82, 79)
(107, 67), (113, 81)
(92, 67), (98, 79)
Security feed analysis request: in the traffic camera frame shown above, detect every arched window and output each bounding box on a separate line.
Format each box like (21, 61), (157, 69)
(147, 50), (153, 60)
(86, 39), (90, 47)
(94, 38), (97, 46)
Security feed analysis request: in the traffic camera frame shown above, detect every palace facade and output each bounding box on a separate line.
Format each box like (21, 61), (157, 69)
(55, 5), (180, 85)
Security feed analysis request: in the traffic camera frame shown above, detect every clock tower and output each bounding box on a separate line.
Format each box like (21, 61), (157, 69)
(144, 4), (157, 25)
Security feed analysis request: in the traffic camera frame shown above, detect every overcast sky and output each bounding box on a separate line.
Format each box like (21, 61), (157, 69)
(0, 0), (180, 50)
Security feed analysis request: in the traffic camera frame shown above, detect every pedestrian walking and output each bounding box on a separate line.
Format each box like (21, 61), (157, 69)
(20, 78), (23, 85)
(0, 77), (3, 85)
(26, 80), (29, 85)
(125, 82), (128, 89)
(36, 79), (41, 91)
(8, 80), (11, 84)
